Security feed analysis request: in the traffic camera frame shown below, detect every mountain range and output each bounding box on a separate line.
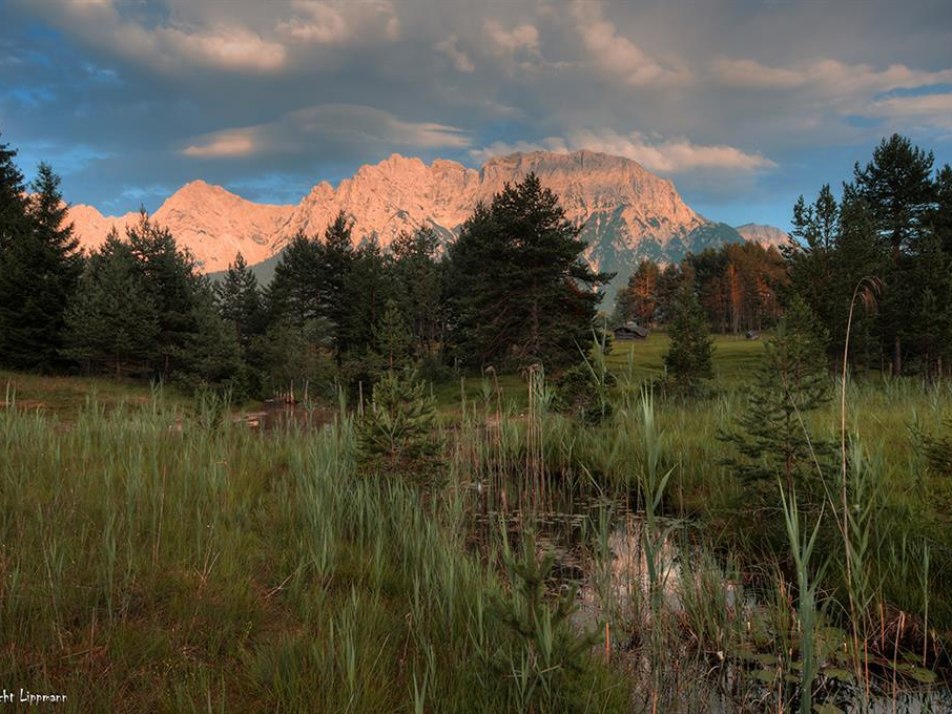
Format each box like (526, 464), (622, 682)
(66, 150), (789, 295)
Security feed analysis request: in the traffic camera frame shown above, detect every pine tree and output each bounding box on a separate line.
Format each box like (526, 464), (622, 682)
(124, 212), (202, 378)
(64, 232), (160, 376)
(215, 252), (263, 350)
(785, 185), (839, 337)
(321, 211), (356, 359)
(653, 263), (684, 325)
(934, 164), (952, 255)
(0, 132), (28, 252)
(447, 174), (610, 370)
(347, 235), (393, 355)
(613, 259), (659, 326)
(391, 227), (443, 358)
(266, 231), (325, 331)
(0, 162), (82, 370)
(179, 280), (244, 393)
(663, 284), (714, 395)
(723, 297), (833, 499)
(854, 134), (937, 375)
(373, 297), (413, 371)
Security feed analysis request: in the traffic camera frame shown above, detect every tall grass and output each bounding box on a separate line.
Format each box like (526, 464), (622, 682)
(2, 345), (950, 711)
(0, 393), (628, 712)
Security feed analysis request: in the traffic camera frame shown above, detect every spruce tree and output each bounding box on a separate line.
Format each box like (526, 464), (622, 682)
(662, 284), (714, 395)
(215, 252), (263, 350)
(355, 369), (444, 481)
(0, 132), (28, 252)
(266, 231), (325, 330)
(613, 259), (659, 326)
(373, 297), (413, 371)
(64, 232), (160, 376)
(854, 134), (937, 375)
(0, 162), (82, 370)
(391, 227), (443, 358)
(321, 211), (356, 359)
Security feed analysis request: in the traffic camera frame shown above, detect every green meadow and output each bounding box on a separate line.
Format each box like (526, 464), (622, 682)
(1, 335), (950, 712)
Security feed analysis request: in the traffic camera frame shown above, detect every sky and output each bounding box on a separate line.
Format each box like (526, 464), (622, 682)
(1, 0), (951, 231)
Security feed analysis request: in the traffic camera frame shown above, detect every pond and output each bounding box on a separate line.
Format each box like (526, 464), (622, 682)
(467, 482), (951, 712)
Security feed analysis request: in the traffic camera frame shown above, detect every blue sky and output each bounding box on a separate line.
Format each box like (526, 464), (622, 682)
(2, 0), (951, 231)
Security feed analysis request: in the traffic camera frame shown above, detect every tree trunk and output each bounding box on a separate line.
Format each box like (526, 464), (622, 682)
(892, 335), (902, 377)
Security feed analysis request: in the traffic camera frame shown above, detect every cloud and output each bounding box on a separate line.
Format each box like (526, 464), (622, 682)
(30, 0), (289, 74)
(471, 130), (775, 174)
(278, 1), (349, 43)
(183, 131), (258, 158)
(714, 57), (952, 95)
(864, 92), (952, 130)
(569, 1), (690, 86)
(485, 21), (539, 56)
(153, 25), (287, 73)
(434, 35), (474, 73)
(182, 104), (470, 159)
(277, 0), (399, 45)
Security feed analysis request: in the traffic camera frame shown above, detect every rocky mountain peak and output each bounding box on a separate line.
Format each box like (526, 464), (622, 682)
(67, 150), (787, 290)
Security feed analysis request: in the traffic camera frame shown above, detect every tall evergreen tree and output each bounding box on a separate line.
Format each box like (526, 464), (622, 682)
(321, 211), (356, 359)
(785, 185), (840, 336)
(0, 132), (28, 252)
(447, 173), (610, 370)
(613, 259), (659, 326)
(391, 227), (443, 358)
(266, 231), (325, 330)
(65, 232), (160, 376)
(933, 164), (952, 255)
(215, 252), (263, 350)
(373, 297), (413, 372)
(124, 213), (201, 378)
(853, 134), (937, 375)
(0, 162), (82, 370)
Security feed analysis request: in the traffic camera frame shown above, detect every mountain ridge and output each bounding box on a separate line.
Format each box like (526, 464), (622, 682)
(66, 150), (788, 292)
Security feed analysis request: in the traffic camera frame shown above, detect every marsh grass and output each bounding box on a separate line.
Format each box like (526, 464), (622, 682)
(0, 391), (629, 712)
(2, 336), (951, 711)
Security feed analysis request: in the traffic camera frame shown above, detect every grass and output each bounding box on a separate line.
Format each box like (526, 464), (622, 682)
(2, 337), (951, 711)
(0, 390), (629, 712)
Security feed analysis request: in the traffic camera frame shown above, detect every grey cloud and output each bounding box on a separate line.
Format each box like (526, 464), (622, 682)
(182, 104), (471, 159)
(4, 0), (952, 227)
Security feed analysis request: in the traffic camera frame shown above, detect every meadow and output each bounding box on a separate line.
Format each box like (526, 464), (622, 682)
(0, 335), (950, 712)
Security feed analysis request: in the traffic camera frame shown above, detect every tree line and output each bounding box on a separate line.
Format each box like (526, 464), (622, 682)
(2, 130), (951, 397)
(613, 241), (788, 335)
(0, 134), (607, 397)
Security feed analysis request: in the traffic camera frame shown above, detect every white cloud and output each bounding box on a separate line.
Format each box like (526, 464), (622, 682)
(471, 130), (775, 174)
(570, 1), (690, 87)
(156, 25), (287, 73)
(485, 21), (539, 55)
(277, 0), (400, 45)
(182, 104), (470, 159)
(278, 1), (350, 43)
(34, 0), (288, 74)
(864, 92), (952, 130)
(434, 35), (475, 73)
(183, 131), (258, 158)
